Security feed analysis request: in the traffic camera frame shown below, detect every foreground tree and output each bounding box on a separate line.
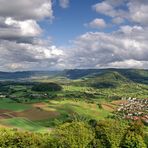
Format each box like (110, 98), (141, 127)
(0, 129), (47, 148)
(120, 121), (147, 148)
(89, 119), (126, 148)
(48, 122), (94, 148)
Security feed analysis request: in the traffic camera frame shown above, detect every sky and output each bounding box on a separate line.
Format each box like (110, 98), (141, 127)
(0, 0), (148, 71)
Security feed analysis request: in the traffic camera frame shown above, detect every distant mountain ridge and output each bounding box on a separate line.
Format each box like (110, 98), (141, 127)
(0, 69), (148, 85)
(0, 71), (61, 80)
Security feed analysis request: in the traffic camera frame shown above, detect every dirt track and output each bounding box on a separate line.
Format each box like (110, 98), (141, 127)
(0, 113), (14, 119)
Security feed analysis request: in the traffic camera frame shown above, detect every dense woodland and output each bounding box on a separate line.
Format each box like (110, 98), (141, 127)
(0, 120), (147, 148)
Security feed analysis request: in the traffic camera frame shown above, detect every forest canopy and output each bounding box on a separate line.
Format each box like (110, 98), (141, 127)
(31, 82), (62, 92)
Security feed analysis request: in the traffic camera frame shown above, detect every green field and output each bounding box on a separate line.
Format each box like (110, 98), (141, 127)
(0, 117), (47, 132)
(0, 99), (113, 130)
(0, 102), (31, 111)
(35, 100), (113, 128)
(48, 100), (111, 120)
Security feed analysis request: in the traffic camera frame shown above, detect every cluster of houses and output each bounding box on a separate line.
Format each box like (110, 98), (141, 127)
(29, 93), (49, 98)
(117, 97), (148, 124)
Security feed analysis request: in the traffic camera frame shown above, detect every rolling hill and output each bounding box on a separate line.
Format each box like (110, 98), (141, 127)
(0, 69), (148, 86)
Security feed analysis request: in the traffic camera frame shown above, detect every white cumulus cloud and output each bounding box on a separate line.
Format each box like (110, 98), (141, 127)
(88, 18), (106, 29)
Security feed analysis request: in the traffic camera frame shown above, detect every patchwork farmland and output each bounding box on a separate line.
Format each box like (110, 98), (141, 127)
(0, 69), (147, 134)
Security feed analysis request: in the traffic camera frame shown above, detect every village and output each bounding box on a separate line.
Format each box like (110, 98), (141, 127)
(117, 97), (148, 125)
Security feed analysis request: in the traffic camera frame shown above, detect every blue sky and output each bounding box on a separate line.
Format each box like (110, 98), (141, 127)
(0, 0), (148, 71)
(39, 0), (117, 45)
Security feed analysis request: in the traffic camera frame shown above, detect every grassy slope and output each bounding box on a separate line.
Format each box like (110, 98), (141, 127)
(36, 100), (112, 128)
(50, 100), (111, 119)
(0, 100), (112, 130)
(0, 101), (31, 111)
(0, 117), (47, 132)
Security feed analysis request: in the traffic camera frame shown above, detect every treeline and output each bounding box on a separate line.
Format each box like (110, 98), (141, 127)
(32, 82), (62, 92)
(0, 119), (147, 148)
(0, 82), (62, 93)
(0, 82), (62, 103)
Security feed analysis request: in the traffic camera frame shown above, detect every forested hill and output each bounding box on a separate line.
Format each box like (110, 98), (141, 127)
(64, 69), (148, 85)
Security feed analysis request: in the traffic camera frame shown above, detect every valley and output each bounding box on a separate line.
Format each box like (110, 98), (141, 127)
(0, 69), (147, 132)
(0, 69), (147, 147)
